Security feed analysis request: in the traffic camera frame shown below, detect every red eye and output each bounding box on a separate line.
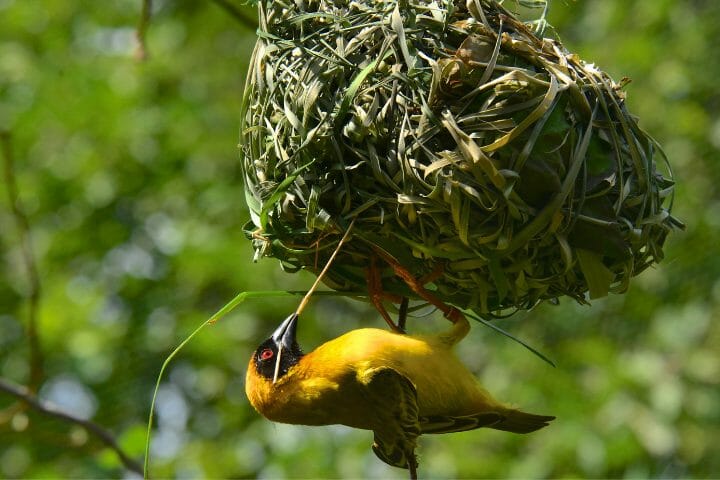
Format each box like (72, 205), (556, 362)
(260, 348), (274, 361)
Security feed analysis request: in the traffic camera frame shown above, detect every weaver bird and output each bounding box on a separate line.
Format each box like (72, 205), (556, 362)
(246, 312), (554, 478)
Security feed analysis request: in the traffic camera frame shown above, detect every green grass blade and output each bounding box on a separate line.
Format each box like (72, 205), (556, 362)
(466, 311), (556, 368)
(143, 289), (363, 478)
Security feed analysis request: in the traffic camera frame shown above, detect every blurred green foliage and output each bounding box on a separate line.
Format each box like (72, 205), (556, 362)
(0, 0), (718, 478)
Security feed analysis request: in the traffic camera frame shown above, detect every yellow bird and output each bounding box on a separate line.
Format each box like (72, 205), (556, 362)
(246, 312), (554, 478)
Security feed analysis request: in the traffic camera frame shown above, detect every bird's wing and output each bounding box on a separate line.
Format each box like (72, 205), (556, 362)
(419, 412), (504, 434)
(358, 367), (420, 470)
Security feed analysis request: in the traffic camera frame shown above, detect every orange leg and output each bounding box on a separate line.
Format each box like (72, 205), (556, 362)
(367, 256), (405, 333)
(373, 248), (463, 325)
(419, 262), (444, 286)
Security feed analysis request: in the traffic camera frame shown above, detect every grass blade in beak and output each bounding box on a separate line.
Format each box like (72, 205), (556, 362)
(272, 346), (283, 384)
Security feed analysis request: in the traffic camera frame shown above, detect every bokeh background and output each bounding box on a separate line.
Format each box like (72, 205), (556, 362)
(1, 0), (718, 478)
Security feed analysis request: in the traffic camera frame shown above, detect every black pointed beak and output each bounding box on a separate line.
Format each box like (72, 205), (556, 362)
(271, 313), (298, 351)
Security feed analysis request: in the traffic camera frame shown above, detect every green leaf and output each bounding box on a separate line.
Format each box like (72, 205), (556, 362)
(576, 249), (615, 299)
(488, 256), (511, 302)
(259, 161), (314, 229)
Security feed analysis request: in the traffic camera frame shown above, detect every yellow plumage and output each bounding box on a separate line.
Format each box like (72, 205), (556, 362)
(245, 313), (553, 475)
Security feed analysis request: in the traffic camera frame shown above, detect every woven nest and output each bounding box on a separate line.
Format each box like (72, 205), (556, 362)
(240, 0), (683, 317)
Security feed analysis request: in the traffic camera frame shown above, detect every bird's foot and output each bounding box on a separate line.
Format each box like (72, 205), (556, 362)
(366, 255), (405, 333)
(372, 248), (459, 325)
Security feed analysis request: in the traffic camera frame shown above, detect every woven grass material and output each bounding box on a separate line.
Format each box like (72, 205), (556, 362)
(240, 0), (683, 317)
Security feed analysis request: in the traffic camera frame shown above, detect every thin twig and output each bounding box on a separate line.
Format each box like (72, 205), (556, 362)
(0, 377), (144, 475)
(1, 131), (44, 391)
(295, 219), (356, 316)
(210, 0), (258, 30)
(135, 0), (152, 61)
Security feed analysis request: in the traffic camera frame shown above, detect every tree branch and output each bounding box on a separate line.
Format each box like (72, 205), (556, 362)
(1, 131), (44, 391)
(0, 378), (144, 475)
(210, 0), (258, 30)
(135, 0), (257, 61)
(135, 0), (152, 60)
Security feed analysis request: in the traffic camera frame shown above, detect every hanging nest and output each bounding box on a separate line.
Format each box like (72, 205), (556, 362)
(240, 0), (683, 317)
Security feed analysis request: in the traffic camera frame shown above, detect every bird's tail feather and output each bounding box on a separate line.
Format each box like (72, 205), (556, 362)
(420, 410), (554, 435)
(491, 408), (555, 434)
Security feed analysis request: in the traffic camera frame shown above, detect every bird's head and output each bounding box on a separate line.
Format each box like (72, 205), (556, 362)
(251, 313), (304, 384)
(246, 313), (306, 419)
